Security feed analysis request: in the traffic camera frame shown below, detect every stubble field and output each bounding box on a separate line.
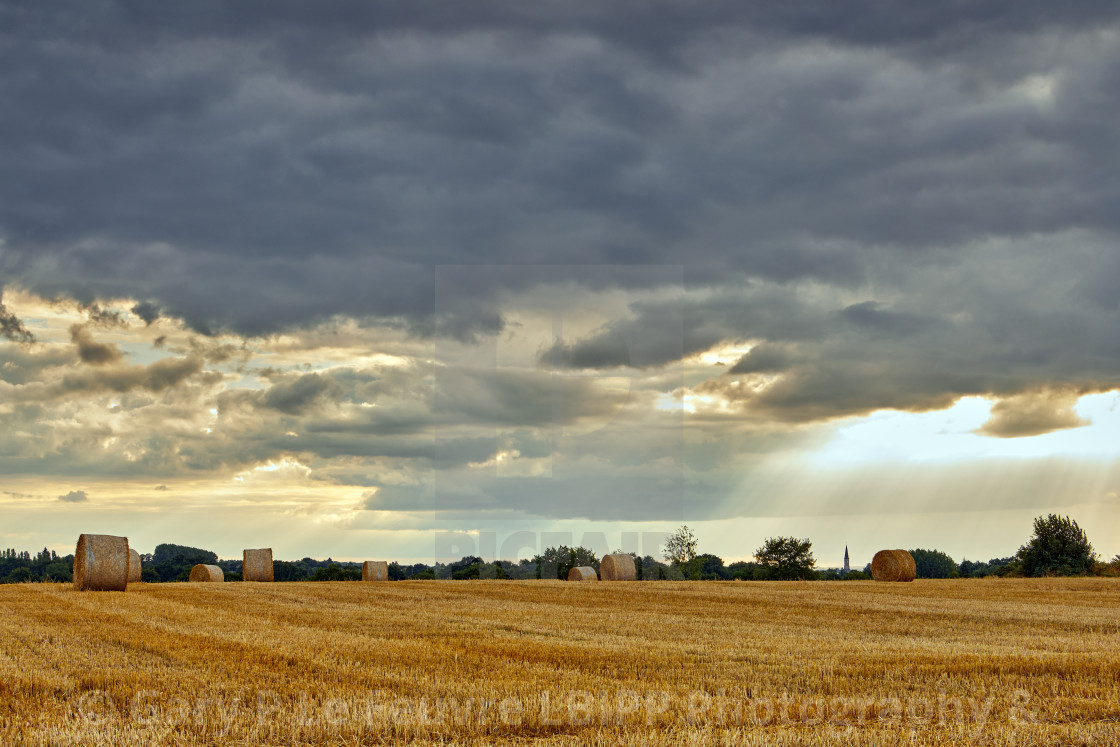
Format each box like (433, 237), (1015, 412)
(1, 578), (1118, 746)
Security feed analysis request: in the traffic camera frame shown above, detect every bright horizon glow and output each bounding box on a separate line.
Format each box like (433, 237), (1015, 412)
(813, 391), (1120, 466)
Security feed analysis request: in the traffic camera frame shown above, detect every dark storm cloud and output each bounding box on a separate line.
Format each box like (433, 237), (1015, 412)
(262, 372), (339, 415)
(2, 0), (1120, 453)
(131, 301), (161, 326)
(0, 296), (34, 343)
(836, 302), (937, 339)
(542, 329), (631, 369)
(729, 344), (797, 375)
(2, 0), (1119, 339)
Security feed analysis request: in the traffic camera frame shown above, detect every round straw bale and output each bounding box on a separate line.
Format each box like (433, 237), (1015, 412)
(362, 560), (389, 582)
(189, 564), (225, 582)
(127, 548), (142, 583)
(73, 534), (130, 591)
(871, 549), (916, 582)
(599, 553), (636, 581)
(898, 550), (917, 581)
(567, 566), (598, 581)
(243, 548), (274, 582)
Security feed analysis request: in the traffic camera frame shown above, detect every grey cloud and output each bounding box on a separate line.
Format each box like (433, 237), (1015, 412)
(58, 490), (88, 503)
(977, 388), (1091, 438)
(84, 304), (129, 329)
(432, 366), (634, 428)
(836, 301), (937, 338)
(131, 301), (161, 325)
(0, 297), (34, 343)
(142, 356), (208, 392)
(262, 372), (339, 415)
(2, 3), (1118, 338)
(729, 344), (796, 374)
(70, 325), (123, 366)
(0, 344), (73, 385)
(2, 354), (207, 403)
(363, 482), (498, 512)
(545, 286), (828, 372)
(540, 329), (631, 369)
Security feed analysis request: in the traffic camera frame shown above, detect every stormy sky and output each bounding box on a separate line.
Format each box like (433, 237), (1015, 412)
(2, 1), (1119, 565)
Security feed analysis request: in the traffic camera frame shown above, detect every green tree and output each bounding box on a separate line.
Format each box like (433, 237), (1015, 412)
(727, 561), (771, 580)
(639, 555), (669, 580)
(534, 546), (599, 580)
(909, 549), (958, 579)
(6, 567), (32, 583)
(662, 525), (698, 566)
(312, 563), (361, 581)
(272, 560), (311, 582)
(150, 543), (219, 582)
(681, 553), (727, 580)
(1017, 514), (1096, 577)
(754, 536), (816, 581)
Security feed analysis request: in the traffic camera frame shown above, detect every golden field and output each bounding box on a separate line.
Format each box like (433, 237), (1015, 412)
(1, 578), (1118, 746)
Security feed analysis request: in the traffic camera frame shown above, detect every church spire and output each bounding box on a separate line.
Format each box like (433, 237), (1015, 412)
(843, 546), (850, 574)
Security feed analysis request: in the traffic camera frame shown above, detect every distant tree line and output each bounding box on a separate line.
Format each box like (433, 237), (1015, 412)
(2, 514), (1112, 584)
(0, 548), (73, 584)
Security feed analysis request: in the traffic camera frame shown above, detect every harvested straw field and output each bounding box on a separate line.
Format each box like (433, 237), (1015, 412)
(188, 564), (224, 583)
(72, 533), (130, 592)
(871, 549), (917, 582)
(599, 553), (636, 581)
(362, 560), (388, 582)
(567, 566), (598, 581)
(1, 579), (1118, 746)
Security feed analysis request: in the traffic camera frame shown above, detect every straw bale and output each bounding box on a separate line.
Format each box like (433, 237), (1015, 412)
(243, 548), (274, 582)
(899, 550), (917, 581)
(567, 566), (598, 581)
(871, 549), (916, 582)
(362, 560), (389, 582)
(188, 564), (224, 582)
(127, 549), (142, 583)
(599, 553), (637, 581)
(73, 534), (130, 591)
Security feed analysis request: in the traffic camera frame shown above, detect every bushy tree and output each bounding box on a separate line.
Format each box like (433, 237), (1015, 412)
(909, 549), (958, 579)
(1017, 514), (1096, 577)
(959, 556), (1017, 578)
(640, 555), (670, 580)
(663, 525), (699, 566)
(534, 546), (599, 580)
(754, 537), (816, 580)
(273, 560), (311, 582)
(152, 543), (217, 566)
(312, 563), (361, 581)
(726, 561), (764, 580)
(682, 553), (727, 580)
(149, 543), (220, 582)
